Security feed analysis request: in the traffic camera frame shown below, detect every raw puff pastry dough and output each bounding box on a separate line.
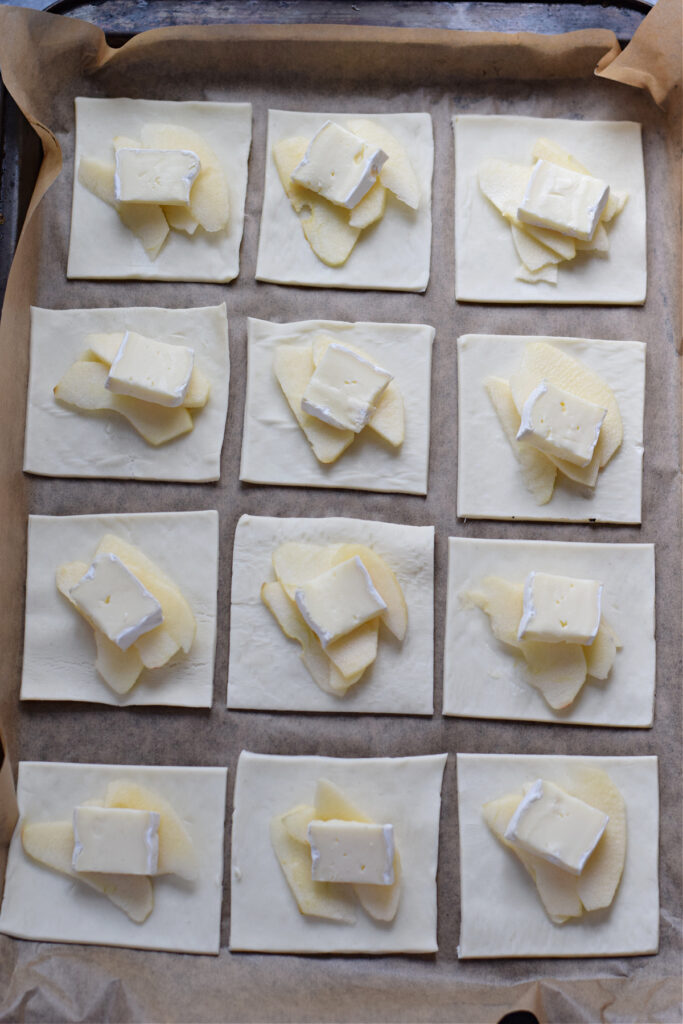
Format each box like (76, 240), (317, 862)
(456, 753), (659, 958)
(240, 318), (434, 495)
(21, 511), (218, 708)
(227, 514), (434, 714)
(453, 115), (646, 304)
(230, 751), (447, 953)
(68, 98), (252, 282)
(457, 334), (646, 523)
(443, 538), (656, 727)
(24, 304), (229, 482)
(0, 762), (227, 954)
(256, 110), (433, 291)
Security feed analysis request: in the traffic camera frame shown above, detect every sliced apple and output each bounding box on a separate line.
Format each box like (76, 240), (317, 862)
(273, 137), (360, 267)
(281, 803), (317, 845)
(508, 342), (623, 470)
(261, 581), (356, 696)
(270, 813), (356, 923)
(104, 780), (198, 881)
(346, 118), (420, 210)
(515, 263), (558, 285)
(133, 626), (180, 670)
(484, 376), (557, 504)
(95, 533), (196, 654)
(348, 180), (387, 229)
(140, 123), (229, 233)
(519, 640), (587, 710)
(521, 223), (576, 261)
(78, 156), (170, 260)
(94, 630), (144, 694)
(584, 619), (620, 680)
(575, 223), (609, 254)
(531, 138), (590, 176)
(465, 575), (523, 648)
(325, 619), (379, 680)
(85, 334), (210, 411)
(162, 205), (199, 235)
(330, 543), (407, 642)
(478, 159), (531, 220)
(511, 223), (562, 273)
(570, 767), (626, 911)
(273, 344), (354, 464)
(55, 360), (193, 446)
(272, 542), (343, 601)
(314, 778), (371, 823)
(22, 820), (153, 923)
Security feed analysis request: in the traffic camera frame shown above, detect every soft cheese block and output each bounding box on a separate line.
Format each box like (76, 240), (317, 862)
(72, 805), (160, 875)
(308, 819), (395, 885)
(114, 148), (201, 206)
(291, 121), (388, 209)
(518, 571), (602, 645)
(69, 552), (164, 650)
(301, 343), (393, 433)
(517, 159), (610, 241)
(503, 779), (608, 875)
(106, 331), (195, 407)
(517, 380), (607, 467)
(295, 555), (387, 648)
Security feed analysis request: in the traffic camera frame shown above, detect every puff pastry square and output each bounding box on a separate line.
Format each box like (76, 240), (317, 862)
(0, 762), (227, 954)
(24, 304), (229, 482)
(457, 753), (659, 958)
(21, 511), (218, 708)
(227, 514), (434, 714)
(240, 317), (434, 495)
(256, 110), (433, 291)
(68, 98), (252, 282)
(454, 115), (646, 304)
(456, 334), (646, 523)
(444, 537), (655, 727)
(230, 751), (447, 953)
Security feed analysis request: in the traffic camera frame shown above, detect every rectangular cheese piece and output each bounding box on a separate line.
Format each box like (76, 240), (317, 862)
(114, 148), (201, 206)
(69, 552), (163, 650)
(72, 805), (160, 875)
(301, 343), (393, 433)
(106, 331), (194, 407)
(518, 571), (602, 645)
(295, 555), (386, 648)
(291, 120), (388, 209)
(516, 380), (607, 467)
(308, 819), (395, 885)
(518, 159), (610, 241)
(504, 779), (608, 875)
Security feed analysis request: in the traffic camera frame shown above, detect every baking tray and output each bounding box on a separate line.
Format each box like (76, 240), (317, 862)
(0, 2), (680, 1022)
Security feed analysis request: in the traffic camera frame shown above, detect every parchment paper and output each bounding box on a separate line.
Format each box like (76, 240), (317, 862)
(0, 4), (680, 1022)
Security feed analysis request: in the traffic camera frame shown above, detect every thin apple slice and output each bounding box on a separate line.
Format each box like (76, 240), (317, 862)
(273, 344), (354, 464)
(182, 367), (210, 409)
(464, 575), (523, 648)
(575, 223), (609, 254)
(511, 223), (563, 273)
(516, 263), (558, 285)
(348, 180), (387, 229)
(346, 118), (420, 210)
(78, 156), (169, 260)
(584, 620), (620, 680)
(140, 123), (229, 233)
(484, 377), (557, 504)
(325, 619), (379, 680)
(105, 780), (197, 881)
(134, 625), (180, 670)
(519, 640), (587, 710)
(95, 533), (196, 654)
(162, 205), (199, 235)
(315, 778), (371, 822)
(521, 223), (576, 261)
(94, 630), (144, 694)
(281, 803), (316, 844)
(55, 360), (193, 446)
(478, 159), (531, 220)
(509, 342), (622, 471)
(270, 814), (356, 923)
(272, 542), (344, 602)
(273, 137), (360, 266)
(330, 543), (407, 642)
(531, 138), (590, 175)
(570, 767), (626, 911)
(22, 820), (153, 922)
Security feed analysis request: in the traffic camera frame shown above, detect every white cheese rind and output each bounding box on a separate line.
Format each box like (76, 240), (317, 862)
(69, 552), (164, 650)
(106, 331), (195, 407)
(518, 571), (602, 645)
(301, 343), (393, 433)
(114, 148), (201, 205)
(516, 380), (607, 467)
(291, 121), (388, 209)
(503, 779), (609, 875)
(517, 159), (609, 241)
(308, 819), (395, 885)
(294, 555), (387, 648)
(72, 805), (160, 875)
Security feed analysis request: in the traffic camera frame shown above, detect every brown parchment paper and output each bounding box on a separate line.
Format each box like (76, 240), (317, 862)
(0, 5), (681, 1022)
